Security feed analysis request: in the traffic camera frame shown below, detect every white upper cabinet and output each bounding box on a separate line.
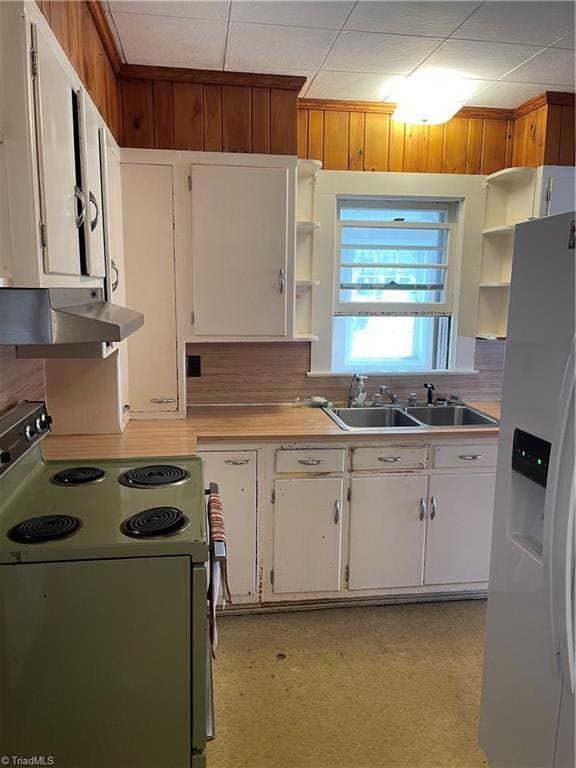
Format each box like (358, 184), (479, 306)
(190, 162), (294, 338)
(122, 163), (178, 414)
(31, 23), (81, 277)
(77, 90), (106, 278)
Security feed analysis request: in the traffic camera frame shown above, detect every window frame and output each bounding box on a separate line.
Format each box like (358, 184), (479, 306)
(308, 171), (485, 377)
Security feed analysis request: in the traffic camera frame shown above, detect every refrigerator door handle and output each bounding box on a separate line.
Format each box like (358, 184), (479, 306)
(545, 337), (575, 692)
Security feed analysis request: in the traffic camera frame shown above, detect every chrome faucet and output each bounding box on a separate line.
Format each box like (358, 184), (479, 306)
(379, 385), (399, 404)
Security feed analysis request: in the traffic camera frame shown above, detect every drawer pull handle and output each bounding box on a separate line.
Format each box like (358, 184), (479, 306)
(297, 459), (323, 466)
(419, 497), (427, 521)
(334, 500), (340, 525)
(150, 398), (176, 404)
(458, 454), (483, 460)
(430, 496), (437, 520)
(378, 456), (402, 463)
(224, 459), (250, 466)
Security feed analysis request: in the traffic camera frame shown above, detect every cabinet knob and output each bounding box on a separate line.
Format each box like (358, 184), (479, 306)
(378, 456), (402, 463)
(224, 459), (250, 466)
(298, 459), (323, 466)
(419, 497), (427, 521)
(334, 500), (340, 525)
(458, 454), (483, 460)
(150, 398), (176, 404)
(430, 496), (438, 520)
(278, 268), (285, 294)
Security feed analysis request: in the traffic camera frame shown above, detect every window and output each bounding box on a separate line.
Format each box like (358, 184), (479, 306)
(331, 198), (458, 373)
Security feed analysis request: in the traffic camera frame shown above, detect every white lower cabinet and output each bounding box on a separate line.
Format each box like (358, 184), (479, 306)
(348, 474), (428, 590)
(199, 450), (257, 601)
(424, 473), (496, 585)
(273, 477), (343, 594)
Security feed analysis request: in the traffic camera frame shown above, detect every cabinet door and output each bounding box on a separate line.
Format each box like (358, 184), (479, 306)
(424, 473), (496, 585)
(32, 24), (80, 276)
(348, 475), (427, 590)
(191, 164), (288, 337)
(199, 451), (257, 599)
(273, 477), (343, 594)
(78, 91), (106, 277)
(546, 176), (576, 216)
(122, 164), (178, 412)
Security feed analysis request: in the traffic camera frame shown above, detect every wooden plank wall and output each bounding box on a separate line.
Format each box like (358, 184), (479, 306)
(186, 339), (505, 405)
(36, 0), (122, 142)
(298, 100), (514, 175)
(513, 99), (575, 166)
(120, 73), (301, 154)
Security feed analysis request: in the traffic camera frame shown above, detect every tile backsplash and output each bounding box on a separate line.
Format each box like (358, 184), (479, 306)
(0, 346), (46, 416)
(186, 339), (505, 406)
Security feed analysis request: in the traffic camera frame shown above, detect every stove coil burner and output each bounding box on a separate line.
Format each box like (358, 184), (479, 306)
(8, 515), (82, 544)
(51, 467), (106, 486)
(118, 465), (190, 489)
(120, 507), (190, 539)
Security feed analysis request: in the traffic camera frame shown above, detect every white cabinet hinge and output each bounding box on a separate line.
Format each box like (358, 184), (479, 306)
(271, 488), (275, 504)
(344, 565), (350, 585)
(347, 485), (351, 502)
(30, 47), (38, 78)
(187, 175), (192, 191)
(270, 569), (275, 586)
(39, 221), (47, 248)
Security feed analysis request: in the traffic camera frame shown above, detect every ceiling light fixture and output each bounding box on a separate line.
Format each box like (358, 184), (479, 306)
(387, 70), (477, 125)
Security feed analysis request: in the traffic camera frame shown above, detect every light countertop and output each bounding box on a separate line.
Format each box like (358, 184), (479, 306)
(42, 401), (501, 461)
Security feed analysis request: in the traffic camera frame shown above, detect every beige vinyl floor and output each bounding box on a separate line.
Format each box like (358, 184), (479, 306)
(208, 600), (488, 768)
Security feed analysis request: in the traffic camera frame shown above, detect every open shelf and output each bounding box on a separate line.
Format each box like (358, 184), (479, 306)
(294, 333), (319, 341)
(296, 279), (320, 287)
(479, 281), (511, 288)
(297, 220), (321, 233)
(485, 167), (536, 187)
(483, 225), (515, 236)
(476, 333), (507, 341)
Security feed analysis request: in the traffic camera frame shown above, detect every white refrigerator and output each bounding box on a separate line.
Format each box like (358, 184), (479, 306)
(479, 211), (575, 767)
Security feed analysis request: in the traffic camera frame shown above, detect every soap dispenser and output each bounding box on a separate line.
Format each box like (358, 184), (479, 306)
(355, 375), (368, 406)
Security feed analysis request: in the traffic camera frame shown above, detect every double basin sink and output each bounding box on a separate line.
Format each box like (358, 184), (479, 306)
(324, 404), (498, 432)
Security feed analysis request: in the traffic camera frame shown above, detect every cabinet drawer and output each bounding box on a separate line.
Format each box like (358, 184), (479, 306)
(275, 448), (345, 474)
(352, 445), (427, 471)
(433, 444), (497, 469)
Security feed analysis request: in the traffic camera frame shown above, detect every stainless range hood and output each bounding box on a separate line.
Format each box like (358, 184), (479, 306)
(0, 288), (144, 357)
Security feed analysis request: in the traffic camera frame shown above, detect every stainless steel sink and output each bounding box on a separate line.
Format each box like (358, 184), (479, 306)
(324, 407), (422, 431)
(405, 405), (498, 427)
(323, 403), (498, 431)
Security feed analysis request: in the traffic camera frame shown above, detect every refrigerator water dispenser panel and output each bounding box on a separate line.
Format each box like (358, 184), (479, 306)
(512, 429), (551, 488)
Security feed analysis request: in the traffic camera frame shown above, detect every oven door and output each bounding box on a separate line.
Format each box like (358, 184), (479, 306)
(192, 561), (213, 756)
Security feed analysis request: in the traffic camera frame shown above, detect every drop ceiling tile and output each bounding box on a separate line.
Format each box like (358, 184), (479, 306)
(452, 1), (575, 46)
(466, 80), (574, 108)
(110, 1), (229, 21)
(324, 31), (442, 74)
(230, 1), (354, 29)
(501, 47), (576, 85)
(345, 1), (481, 37)
(418, 39), (541, 81)
(551, 31), (576, 50)
(113, 13), (227, 68)
(306, 70), (403, 101)
(226, 22), (337, 71)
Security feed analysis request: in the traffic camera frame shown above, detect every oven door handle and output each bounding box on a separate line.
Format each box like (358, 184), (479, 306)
(206, 643), (215, 741)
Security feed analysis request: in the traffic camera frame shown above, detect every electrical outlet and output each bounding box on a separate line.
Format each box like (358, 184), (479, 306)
(186, 355), (201, 377)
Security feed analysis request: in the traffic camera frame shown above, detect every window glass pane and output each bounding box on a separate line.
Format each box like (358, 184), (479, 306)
(331, 316), (449, 373)
(341, 226), (448, 250)
(339, 207), (446, 223)
(340, 267), (446, 303)
(341, 248), (446, 266)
